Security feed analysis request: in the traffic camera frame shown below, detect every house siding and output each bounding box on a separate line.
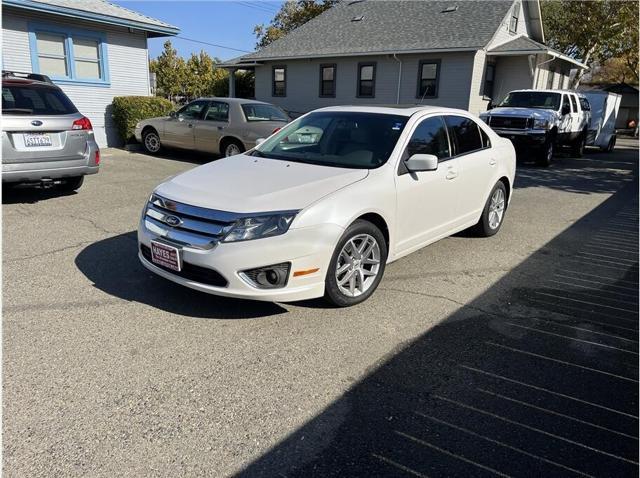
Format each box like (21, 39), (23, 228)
(2, 8), (151, 147)
(254, 52), (475, 115)
(487, 0), (528, 50)
(493, 55), (534, 103)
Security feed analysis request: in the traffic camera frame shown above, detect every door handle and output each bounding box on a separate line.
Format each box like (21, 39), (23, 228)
(217, 126), (224, 131)
(445, 169), (458, 180)
(489, 158), (497, 166)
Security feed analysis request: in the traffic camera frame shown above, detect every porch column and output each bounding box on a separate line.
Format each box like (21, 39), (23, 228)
(228, 68), (237, 98)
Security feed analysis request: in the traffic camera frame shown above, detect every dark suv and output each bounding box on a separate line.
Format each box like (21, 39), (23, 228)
(2, 71), (99, 190)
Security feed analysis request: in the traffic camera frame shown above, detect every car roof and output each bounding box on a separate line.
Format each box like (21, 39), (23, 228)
(510, 89), (586, 96)
(308, 104), (468, 117)
(197, 97), (272, 105)
(2, 78), (56, 87)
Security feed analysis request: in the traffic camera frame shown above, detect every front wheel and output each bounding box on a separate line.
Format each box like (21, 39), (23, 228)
(536, 137), (554, 167)
(222, 139), (245, 157)
(143, 129), (162, 155)
(571, 132), (586, 157)
(475, 181), (507, 237)
(324, 220), (388, 307)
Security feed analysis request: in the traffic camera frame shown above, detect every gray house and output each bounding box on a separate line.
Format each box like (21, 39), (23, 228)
(2, 0), (178, 146)
(223, 0), (586, 116)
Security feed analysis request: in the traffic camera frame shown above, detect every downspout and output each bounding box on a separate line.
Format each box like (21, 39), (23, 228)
(533, 54), (557, 88)
(393, 53), (402, 104)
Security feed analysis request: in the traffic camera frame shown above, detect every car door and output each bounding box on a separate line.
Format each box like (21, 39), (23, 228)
(163, 100), (207, 149)
(568, 94), (581, 140)
(194, 101), (229, 154)
(558, 94), (572, 142)
(394, 115), (462, 254)
(445, 115), (496, 223)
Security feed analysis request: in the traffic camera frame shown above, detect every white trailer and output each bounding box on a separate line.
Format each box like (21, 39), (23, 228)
(582, 91), (621, 152)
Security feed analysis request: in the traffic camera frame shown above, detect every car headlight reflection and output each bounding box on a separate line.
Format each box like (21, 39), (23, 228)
(533, 118), (550, 130)
(222, 212), (298, 242)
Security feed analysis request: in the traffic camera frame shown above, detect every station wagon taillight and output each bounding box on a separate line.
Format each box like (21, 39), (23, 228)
(272, 127), (281, 134)
(95, 149), (100, 165)
(72, 116), (93, 131)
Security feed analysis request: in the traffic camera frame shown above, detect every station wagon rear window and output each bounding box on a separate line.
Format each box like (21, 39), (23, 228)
(242, 104), (288, 122)
(2, 85), (77, 115)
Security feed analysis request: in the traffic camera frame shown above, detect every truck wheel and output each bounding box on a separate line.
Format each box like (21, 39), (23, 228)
(606, 135), (616, 153)
(571, 132), (586, 158)
(536, 138), (554, 167)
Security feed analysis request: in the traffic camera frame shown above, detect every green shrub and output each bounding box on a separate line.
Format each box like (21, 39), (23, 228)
(112, 96), (174, 143)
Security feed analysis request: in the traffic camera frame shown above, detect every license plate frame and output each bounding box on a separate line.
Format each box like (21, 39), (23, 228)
(24, 133), (52, 147)
(150, 241), (182, 272)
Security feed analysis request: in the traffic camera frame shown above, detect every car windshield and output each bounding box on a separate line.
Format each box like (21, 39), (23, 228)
(499, 92), (561, 110)
(2, 84), (78, 115)
(251, 111), (408, 169)
(242, 103), (289, 122)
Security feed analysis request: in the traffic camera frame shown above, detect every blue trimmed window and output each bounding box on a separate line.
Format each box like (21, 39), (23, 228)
(28, 23), (110, 86)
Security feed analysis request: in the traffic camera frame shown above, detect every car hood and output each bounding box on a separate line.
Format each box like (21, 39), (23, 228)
(483, 107), (557, 120)
(154, 154), (368, 213)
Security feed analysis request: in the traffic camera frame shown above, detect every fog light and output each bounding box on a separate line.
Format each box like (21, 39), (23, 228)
(240, 262), (290, 289)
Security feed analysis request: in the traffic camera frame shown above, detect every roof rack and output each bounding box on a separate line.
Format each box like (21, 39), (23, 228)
(2, 70), (53, 84)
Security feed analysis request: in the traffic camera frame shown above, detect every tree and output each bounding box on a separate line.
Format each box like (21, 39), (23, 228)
(588, 57), (639, 85)
(150, 40), (186, 101)
(541, 0), (639, 87)
(254, 0), (339, 49)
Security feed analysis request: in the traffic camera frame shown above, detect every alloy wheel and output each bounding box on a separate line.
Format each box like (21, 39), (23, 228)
(335, 234), (381, 297)
(225, 143), (241, 156)
(488, 188), (505, 230)
(145, 133), (160, 153)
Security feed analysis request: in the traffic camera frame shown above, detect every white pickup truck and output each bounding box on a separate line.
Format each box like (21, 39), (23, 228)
(479, 89), (590, 166)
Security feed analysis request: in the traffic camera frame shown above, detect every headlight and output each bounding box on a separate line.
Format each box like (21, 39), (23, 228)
(533, 118), (550, 130)
(222, 212), (298, 242)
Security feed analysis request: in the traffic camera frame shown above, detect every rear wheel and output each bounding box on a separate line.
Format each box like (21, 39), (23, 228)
(571, 131), (586, 157)
(606, 135), (616, 152)
(324, 220), (387, 307)
(143, 128), (162, 155)
(475, 181), (507, 237)
(59, 176), (84, 192)
(222, 139), (245, 157)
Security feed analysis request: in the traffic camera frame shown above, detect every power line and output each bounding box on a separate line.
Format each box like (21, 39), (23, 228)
(176, 35), (252, 53)
(237, 1), (278, 14)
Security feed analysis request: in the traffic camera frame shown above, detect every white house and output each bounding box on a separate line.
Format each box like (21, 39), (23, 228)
(2, 0), (179, 146)
(223, 0), (587, 116)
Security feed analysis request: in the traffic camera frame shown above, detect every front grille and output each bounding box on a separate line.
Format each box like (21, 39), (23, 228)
(140, 244), (228, 287)
(488, 116), (532, 130)
(143, 194), (243, 250)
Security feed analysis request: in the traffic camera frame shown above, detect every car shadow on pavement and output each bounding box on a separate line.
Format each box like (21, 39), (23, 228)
(75, 231), (287, 319)
(138, 147), (221, 166)
(235, 164), (638, 476)
(2, 185), (78, 204)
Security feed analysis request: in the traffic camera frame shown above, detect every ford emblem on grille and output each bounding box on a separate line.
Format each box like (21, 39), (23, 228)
(165, 215), (182, 227)
(31, 120), (43, 126)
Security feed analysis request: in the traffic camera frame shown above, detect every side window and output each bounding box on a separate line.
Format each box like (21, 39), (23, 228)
(479, 126), (491, 148)
(445, 115), (483, 155)
(416, 60), (440, 99)
(357, 62), (376, 98)
(319, 64), (336, 97)
(406, 116), (450, 159)
(178, 100), (207, 120)
(509, 4), (519, 33)
(579, 98), (591, 111)
(204, 101), (229, 121)
(570, 95), (578, 112)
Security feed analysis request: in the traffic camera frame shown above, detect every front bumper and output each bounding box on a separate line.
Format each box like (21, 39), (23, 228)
(137, 218), (344, 302)
(492, 129), (550, 149)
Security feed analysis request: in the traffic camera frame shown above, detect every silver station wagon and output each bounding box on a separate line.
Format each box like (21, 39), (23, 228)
(134, 97), (290, 157)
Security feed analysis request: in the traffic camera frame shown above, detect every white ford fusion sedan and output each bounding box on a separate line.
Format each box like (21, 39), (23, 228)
(138, 105), (515, 306)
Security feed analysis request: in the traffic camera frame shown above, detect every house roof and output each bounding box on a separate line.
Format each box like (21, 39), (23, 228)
(4, 0), (179, 37)
(488, 35), (588, 69)
(234, 0), (514, 62)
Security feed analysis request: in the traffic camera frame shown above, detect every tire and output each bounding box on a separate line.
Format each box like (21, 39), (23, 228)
(222, 139), (245, 157)
(570, 131), (586, 158)
(474, 181), (507, 237)
(59, 176), (84, 192)
(324, 220), (388, 307)
(606, 135), (616, 153)
(142, 128), (162, 155)
(536, 137), (554, 167)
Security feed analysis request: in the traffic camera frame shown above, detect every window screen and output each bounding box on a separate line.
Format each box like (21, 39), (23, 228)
(417, 61), (439, 98)
(358, 63), (375, 97)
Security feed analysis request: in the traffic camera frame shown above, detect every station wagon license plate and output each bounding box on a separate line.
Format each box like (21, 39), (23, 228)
(24, 133), (52, 147)
(150, 241), (182, 272)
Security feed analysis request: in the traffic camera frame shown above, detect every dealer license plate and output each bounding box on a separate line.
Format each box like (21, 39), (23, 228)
(24, 133), (52, 147)
(150, 241), (182, 271)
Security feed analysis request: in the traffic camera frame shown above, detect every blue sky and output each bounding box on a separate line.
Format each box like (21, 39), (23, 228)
(114, 1), (283, 61)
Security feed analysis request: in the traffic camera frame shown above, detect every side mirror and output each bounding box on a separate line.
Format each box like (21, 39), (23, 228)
(561, 104), (570, 116)
(405, 154), (438, 172)
(169, 111), (177, 118)
(255, 138), (266, 145)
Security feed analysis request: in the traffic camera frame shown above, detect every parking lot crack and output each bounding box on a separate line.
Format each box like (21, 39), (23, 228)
(5, 240), (96, 264)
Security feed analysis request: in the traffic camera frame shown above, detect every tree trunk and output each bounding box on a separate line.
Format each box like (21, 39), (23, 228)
(570, 44), (597, 89)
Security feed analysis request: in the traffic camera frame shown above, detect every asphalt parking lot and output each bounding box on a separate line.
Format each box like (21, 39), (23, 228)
(3, 139), (638, 477)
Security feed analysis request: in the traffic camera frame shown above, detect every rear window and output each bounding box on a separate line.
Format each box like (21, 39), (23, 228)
(241, 103), (289, 122)
(445, 115), (484, 155)
(2, 84), (77, 115)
